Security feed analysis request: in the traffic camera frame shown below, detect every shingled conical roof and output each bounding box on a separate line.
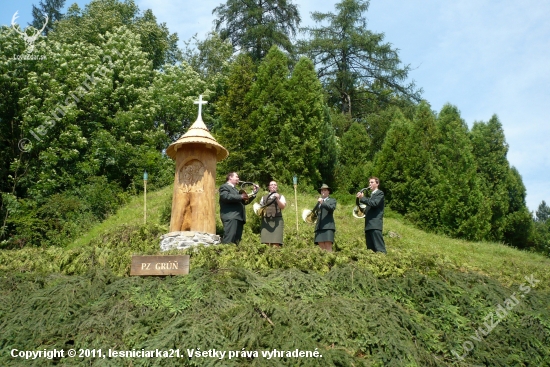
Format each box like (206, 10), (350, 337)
(166, 115), (228, 161)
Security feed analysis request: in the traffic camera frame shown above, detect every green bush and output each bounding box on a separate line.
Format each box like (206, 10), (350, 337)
(3, 176), (128, 248)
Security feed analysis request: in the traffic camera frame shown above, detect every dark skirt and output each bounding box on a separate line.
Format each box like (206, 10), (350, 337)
(314, 229), (335, 244)
(261, 216), (284, 244)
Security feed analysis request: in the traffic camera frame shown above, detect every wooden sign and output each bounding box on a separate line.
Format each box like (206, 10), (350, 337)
(130, 255), (189, 276)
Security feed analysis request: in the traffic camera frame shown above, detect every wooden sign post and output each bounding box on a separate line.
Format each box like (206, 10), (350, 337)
(130, 255), (189, 276)
(293, 175), (299, 232)
(143, 171), (148, 224)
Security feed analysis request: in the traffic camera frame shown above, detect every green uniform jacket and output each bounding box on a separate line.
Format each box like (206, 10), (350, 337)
(219, 183), (248, 223)
(315, 197), (337, 232)
(359, 190), (384, 231)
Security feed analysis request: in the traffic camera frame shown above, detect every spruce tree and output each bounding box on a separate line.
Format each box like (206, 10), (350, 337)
(536, 201), (550, 222)
(217, 48), (332, 186)
(533, 200), (550, 254)
(374, 102), (441, 231)
(318, 108), (339, 189)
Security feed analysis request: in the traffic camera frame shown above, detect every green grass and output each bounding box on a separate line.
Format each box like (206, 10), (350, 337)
(6, 182), (550, 288)
(67, 185), (172, 249)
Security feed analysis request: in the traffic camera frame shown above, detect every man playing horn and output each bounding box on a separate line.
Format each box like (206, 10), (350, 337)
(356, 177), (386, 253)
(259, 181), (286, 248)
(219, 172), (258, 244)
(314, 184), (337, 252)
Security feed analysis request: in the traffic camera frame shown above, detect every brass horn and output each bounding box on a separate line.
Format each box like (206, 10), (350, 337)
(302, 198), (321, 224)
(353, 187), (370, 219)
(253, 192), (277, 217)
(238, 181), (259, 205)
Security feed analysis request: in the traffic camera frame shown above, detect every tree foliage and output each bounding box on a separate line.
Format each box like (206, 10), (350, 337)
(52, 0), (181, 69)
(470, 116), (510, 241)
(533, 201), (550, 255)
(217, 47), (335, 186)
(0, 0), (213, 247)
(334, 121), (371, 193)
(183, 32), (234, 81)
(216, 53), (257, 178)
(30, 0), (66, 35)
(469, 115), (533, 247)
(300, 0), (421, 116)
(536, 201), (550, 223)
(434, 104), (490, 240)
(375, 103), (500, 241)
(213, 0), (301, 61)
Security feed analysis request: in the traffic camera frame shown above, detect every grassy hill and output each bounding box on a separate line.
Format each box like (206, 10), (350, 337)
(1, 184), (549, 366)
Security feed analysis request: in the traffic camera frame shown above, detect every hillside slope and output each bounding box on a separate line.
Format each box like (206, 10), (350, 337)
(1, 185), (549, 366)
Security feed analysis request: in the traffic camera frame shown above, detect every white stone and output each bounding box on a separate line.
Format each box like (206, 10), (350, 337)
(160, 231), (221, 251)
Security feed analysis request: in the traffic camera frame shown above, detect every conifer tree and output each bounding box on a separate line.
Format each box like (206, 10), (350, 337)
(536, 201), (550, 222)
(300, 0), (421, 116)
(374, 102), (440, 231)
(469, 115), (533, 246)
(470, 115), (511, 241)
(335, 122), (371, 193)
(373, 109), (413, 213)
(401, 102), (441, 230)
(213, 0), (301, 61)
(30, 0), (66, 35)
(502, 167), (533, 248)
(435, 104), (490, 240)
(533, 200), (550, 254)
(244, 46), (291, 183)
(217, 48), (332, 186)
(285, 56), (330, 185)
(216, 54), (257, 177)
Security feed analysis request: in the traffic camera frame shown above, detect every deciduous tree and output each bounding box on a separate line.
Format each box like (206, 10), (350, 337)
(52, 0), (181, 69)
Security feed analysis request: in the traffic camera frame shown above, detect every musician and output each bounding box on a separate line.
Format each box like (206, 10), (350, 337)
(219, 172), (258, 244)
(314, 184), (337, 252)
(356, 177), (386, 253)
(259, 181), (286, 247)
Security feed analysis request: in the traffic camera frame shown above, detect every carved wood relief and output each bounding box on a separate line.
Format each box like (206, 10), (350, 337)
(178, 159), (205, 194)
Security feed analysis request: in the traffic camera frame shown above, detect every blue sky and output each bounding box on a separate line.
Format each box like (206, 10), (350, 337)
(2, 0), (549, 213)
